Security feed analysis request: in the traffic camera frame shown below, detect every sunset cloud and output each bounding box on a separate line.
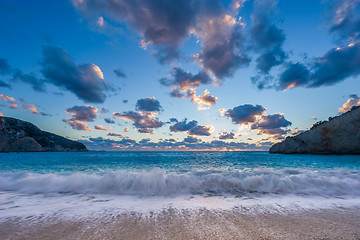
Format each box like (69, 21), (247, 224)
(95, 125), (107, 131)
(339, 95), (360, 113)
(63, 118), (92, 131)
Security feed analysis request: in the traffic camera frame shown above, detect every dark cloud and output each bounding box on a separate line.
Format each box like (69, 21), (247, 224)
(0, 58), (12, 75)
(160, 67), (212, 92)
(250, 0), (287, 74)
(169, 118), (198, 132)
(136, 97), (162, 112)
(251, 113), (292, 130)
(277, 62), (310, 90)
(195, 15), (250, 78)
(113, 111), (164, 130)
(325, 0), (360, 41)
(188, 125), (213, 136)
(138, 128), (154, 134)
(107, 132), (124, 137)
(100, 107), (109, 114)
(222, 104), (266, 124)
(183, 136), (199, 143)
(219, 132), (235, 140)
(263, 1), (360, 91)
(65, 105), (98, 122)
(0, 80), (11, 89)
(104, 117), (115, 124)
(114, 68), (126, 78)
(12, 70), (46, 92)
(40, 45), (111, 103)
(81, 136), (267, 151)
(309, 43), (360, 88)
(72, 0), (199, 63)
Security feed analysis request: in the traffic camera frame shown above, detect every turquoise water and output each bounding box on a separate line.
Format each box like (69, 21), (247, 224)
(1, 151), (360, 219)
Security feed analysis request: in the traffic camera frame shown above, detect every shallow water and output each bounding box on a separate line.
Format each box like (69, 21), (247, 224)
(1, 151), (360, 220)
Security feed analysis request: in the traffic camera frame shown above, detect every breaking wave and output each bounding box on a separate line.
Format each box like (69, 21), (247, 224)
(0, 168), (359, 197)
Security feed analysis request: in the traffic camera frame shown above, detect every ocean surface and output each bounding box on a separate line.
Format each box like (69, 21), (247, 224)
(1, 151), (360, 220)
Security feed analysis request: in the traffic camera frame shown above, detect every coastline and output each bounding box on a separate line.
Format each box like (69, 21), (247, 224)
(1, 207), (360, 240)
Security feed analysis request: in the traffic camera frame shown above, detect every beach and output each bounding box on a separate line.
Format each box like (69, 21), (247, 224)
(1, 207), (360, 240)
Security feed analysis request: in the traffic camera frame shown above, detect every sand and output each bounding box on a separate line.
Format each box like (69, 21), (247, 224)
(1, 208), (360, 240)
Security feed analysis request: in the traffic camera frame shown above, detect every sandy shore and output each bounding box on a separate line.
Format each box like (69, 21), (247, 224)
(1, 207), (360, 240)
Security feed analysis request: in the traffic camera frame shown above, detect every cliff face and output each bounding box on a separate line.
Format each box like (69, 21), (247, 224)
(0, 117), (87, 152)
(270, 107), (360, 154)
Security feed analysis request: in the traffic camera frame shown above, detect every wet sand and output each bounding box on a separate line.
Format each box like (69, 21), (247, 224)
(1, 208), (360, 240)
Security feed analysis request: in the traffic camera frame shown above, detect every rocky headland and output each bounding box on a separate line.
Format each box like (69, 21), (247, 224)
(0, 116), (87, 152)
(270, 106), (360, 154)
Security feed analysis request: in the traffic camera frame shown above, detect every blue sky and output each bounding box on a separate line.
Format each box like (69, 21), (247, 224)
(0, 0), (359, 151)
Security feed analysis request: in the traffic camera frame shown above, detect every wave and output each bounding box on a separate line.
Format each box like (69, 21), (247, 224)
(0, 168), (359, 197)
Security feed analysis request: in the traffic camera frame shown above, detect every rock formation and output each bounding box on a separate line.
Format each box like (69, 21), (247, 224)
(0, 116), (87, 152)
(270, 106), (360, 154)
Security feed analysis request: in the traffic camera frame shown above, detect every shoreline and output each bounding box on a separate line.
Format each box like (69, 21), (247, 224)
(1, 207), (360, 240)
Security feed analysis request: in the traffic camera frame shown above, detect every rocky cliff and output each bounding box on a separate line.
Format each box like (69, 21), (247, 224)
(0, 117), (87, 152)
(270, 106), (360, 154)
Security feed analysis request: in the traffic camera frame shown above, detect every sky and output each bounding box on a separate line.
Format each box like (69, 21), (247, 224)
(0, 0), (360, 151)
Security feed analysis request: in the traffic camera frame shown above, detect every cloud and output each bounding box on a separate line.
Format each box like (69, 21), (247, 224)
(249, 0), (287, 74)
(0, 94), (15, 103)
(160, 68), (217, 110)
(194, 5), (250, 78)
(107, 132), (124, 137)
(169, 118), (198, 132)
(12, 70), (46, 92)
(18, 99), (42, 115)
(183, 136), (199, 143)
(0, 94), (49, 115)
(65, 105), (98, 122)
(188, 125), (213, 136)
(81, 136), (268, 151)
(160, 67), (213, 92)
(251, 113), (292, 130)
(0, 58), (12, 75)
(188, 89), (217, 110)
(339, 95), (360, 113)
(260, 1), (360, 91)
(63, 118), (92, 131)
(135, 97), (162, 112)
(64, 105), (98, 131)
(114, 68), (126, 78)
(40, 45), (111, 103)
(72, 0), (199, 63)
(138, 128), (154, 134)
(104, 117), (115, 124)
(100, 107), (109, 114)
(0, 80), (11, 89)
(221, 104), (266, 124)
(95, 125), (107, 131)
(113, 111), (163, 132)
(219, 132), (235, 140)
(277, 62), (310, 90)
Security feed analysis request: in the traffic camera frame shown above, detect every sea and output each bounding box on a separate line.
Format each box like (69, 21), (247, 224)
(1, 151), (360, 221)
